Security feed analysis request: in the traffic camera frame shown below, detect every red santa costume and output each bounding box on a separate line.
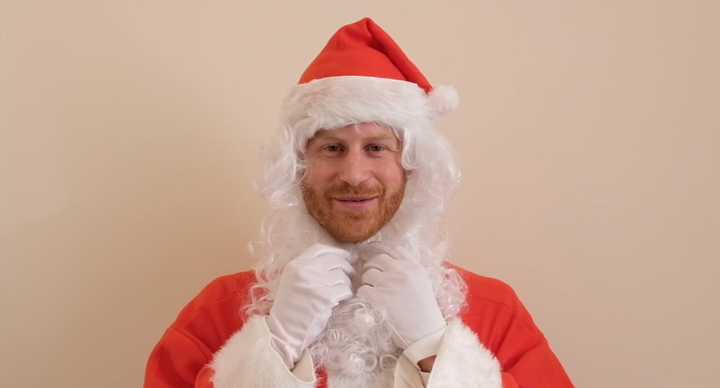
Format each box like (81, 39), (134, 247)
(144, 18), (574, 388)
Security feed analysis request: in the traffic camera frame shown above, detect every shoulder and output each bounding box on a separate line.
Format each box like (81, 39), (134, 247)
(453, 266), (525, 311)
(145, 271), (259, 380)
(444, 264), (521, 306)
(170, 270), (257, 334)
(446, 264), (539, 334)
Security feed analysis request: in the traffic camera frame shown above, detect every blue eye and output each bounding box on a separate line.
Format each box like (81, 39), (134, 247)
(324, 145), (341, 152)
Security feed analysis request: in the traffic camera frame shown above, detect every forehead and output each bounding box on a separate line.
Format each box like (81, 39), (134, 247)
(310, 123), (399, 142)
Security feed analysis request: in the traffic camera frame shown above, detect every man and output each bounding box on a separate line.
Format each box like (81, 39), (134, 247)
(144, 18), (574, 388)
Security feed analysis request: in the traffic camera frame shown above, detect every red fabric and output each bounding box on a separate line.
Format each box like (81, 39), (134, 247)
(298, 18), (433, 92)
(143, 267), (574, 388)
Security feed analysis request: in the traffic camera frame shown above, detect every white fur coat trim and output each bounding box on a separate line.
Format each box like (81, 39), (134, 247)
(422, 319), (503, 388)
(209, 315), (316, 388)
(209, 317), (501, 388)
(281, 76), (458, 138)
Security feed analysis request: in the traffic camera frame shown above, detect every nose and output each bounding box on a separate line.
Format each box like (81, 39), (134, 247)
(338, 149), (371, 187)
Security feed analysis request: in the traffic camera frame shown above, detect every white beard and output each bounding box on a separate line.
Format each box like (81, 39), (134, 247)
(309, 296), (400, 388)
(247, 206), (468, 388)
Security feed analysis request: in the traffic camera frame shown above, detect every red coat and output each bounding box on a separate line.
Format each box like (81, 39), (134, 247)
(144, 267), (574, 388)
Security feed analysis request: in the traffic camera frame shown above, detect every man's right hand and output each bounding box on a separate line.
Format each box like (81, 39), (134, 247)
(266, 244), (355, 369)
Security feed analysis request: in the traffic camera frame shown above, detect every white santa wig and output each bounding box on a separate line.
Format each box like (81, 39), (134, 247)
(246, 76), (467, 376)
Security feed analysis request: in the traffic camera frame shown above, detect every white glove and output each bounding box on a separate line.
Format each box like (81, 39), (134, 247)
(357, 244), (447, 366)
(266, 244), (355, 369)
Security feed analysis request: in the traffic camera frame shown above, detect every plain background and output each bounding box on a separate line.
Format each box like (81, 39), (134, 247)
(1, 1), (718, 387)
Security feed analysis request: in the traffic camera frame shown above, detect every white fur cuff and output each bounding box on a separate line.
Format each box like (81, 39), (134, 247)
(209, 315), (317, 388)
(425, 319), (502, 388)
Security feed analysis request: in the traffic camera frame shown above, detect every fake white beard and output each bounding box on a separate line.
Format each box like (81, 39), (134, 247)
(308, 296), (400, 377)
(246, 202), (467, 378)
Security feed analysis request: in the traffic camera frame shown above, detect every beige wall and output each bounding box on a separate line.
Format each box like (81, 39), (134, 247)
(1, 1), (718, 387)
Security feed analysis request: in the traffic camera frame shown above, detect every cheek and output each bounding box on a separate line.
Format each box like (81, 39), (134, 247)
(303, 161), (334, 186)
(376, 162), (406, 189)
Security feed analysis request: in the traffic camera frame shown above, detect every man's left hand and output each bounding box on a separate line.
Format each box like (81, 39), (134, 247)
(357, 244), (447, 368)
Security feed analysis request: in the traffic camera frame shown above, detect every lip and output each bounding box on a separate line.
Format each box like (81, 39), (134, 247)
(333, 196), (378, 210)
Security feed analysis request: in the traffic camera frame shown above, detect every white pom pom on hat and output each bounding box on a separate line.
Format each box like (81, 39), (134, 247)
(426, 84), (460, 121)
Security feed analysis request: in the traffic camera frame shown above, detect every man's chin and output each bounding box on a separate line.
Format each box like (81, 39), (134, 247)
(327, 225), (380, 244)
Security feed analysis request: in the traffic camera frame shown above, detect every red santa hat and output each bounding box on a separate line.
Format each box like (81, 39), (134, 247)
(281, 18), (458, 135)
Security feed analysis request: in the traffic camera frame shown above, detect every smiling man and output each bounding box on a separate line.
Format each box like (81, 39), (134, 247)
(302, 123), (406, 244)
(144, 18), (574, 388)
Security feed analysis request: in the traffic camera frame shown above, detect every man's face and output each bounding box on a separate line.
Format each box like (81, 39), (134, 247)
(301, 123), (406, 243)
